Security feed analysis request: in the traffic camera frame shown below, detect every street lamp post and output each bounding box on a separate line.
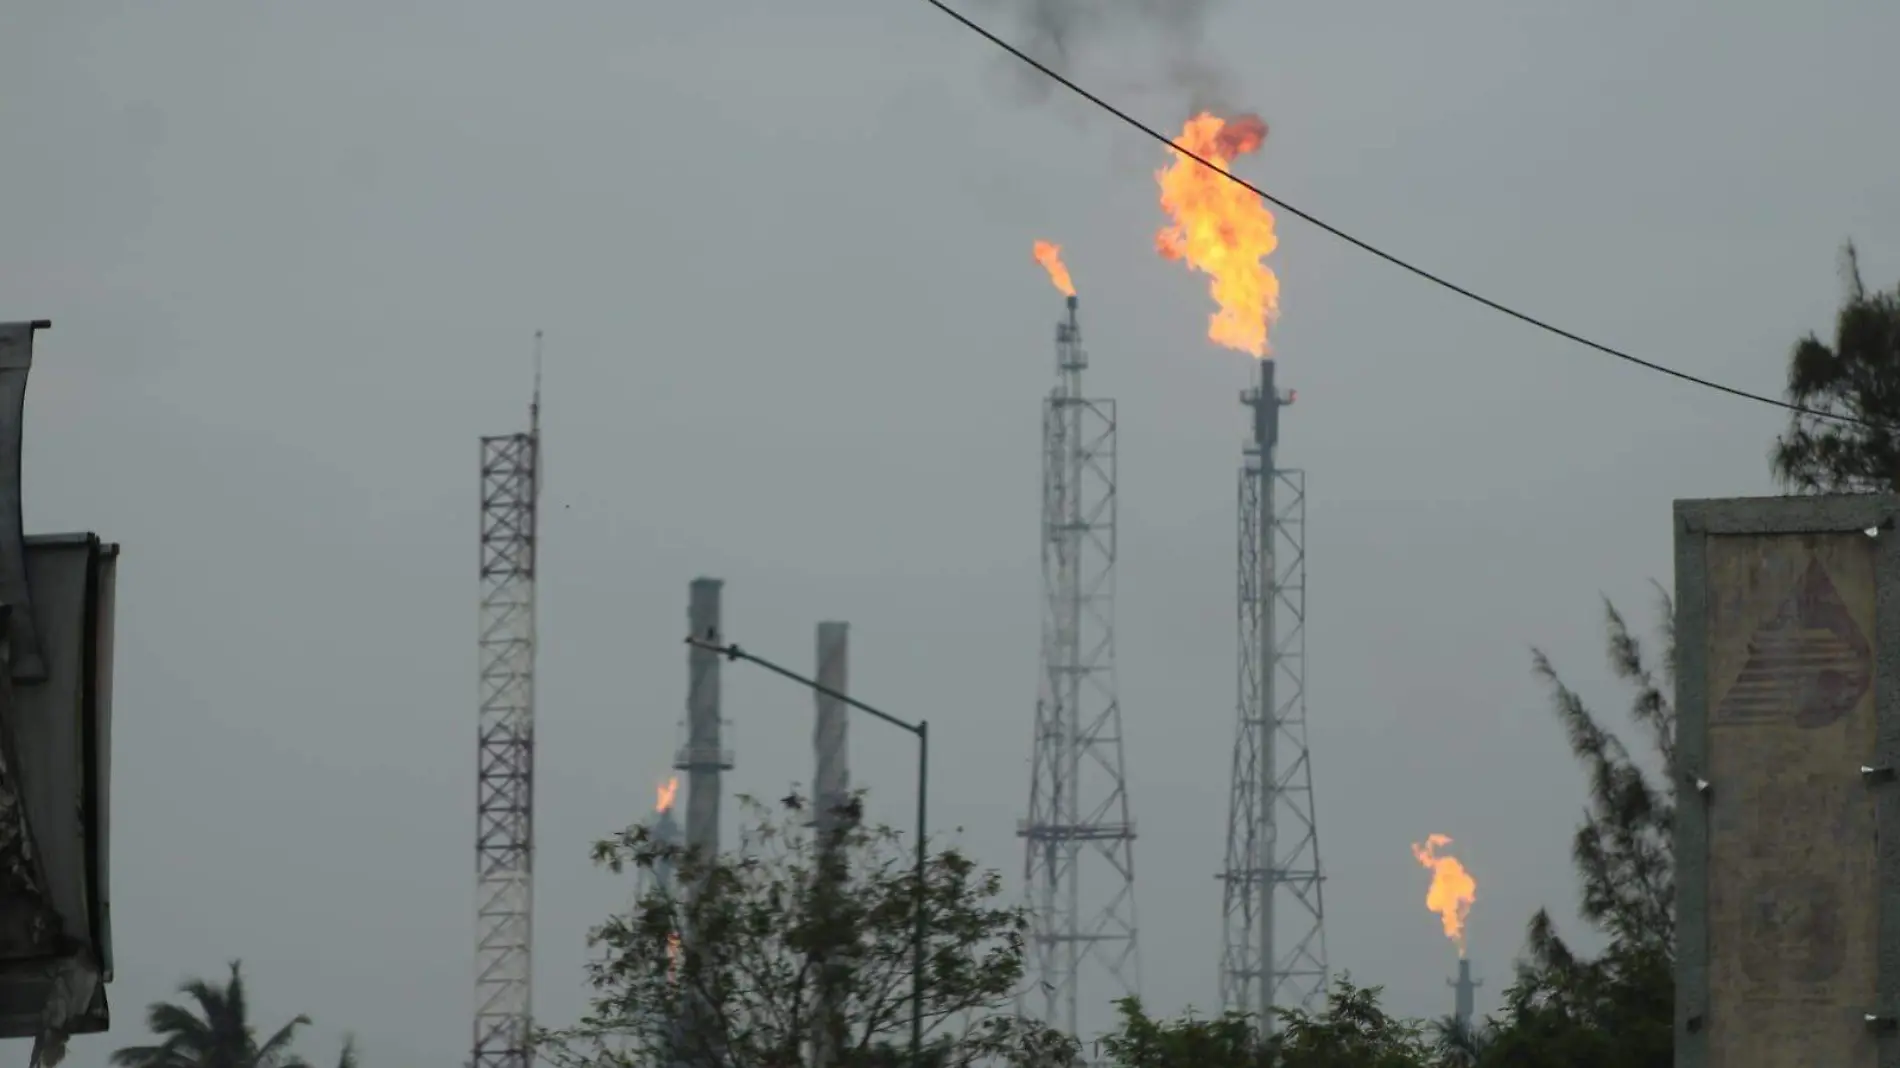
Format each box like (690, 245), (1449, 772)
(684, 635), (931, 1068)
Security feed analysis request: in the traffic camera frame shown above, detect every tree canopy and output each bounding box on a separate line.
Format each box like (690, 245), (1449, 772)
(1094, 978), (1439, 1068)
(110, 961), (356, 1068)
(543, 791), (1073, 1068)
(1772, 242), (1900, 492)
(538, 593), (1685, 1068)
(1479, 591), (1674, 1068)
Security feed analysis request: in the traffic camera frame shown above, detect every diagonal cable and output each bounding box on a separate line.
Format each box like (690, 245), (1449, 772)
(915, 0), (1877, 429)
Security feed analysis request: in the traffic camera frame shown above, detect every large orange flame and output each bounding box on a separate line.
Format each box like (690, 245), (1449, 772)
(1032, 240), (1077, 297)
(656, 776), (679, 814)
(1411, 834), (1477, 956)
(1154, 112), (1280, 357)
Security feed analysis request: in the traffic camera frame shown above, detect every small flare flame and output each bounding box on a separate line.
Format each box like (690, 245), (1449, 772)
(1032, 240), (1077, 297)
(656, 776), (679, 814)
(1411, 834), (1477, 956)
(1154, 111), (1280, 358)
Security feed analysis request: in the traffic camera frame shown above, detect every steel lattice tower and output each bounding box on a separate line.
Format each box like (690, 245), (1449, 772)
(1218, 358), (1327, 1024)
(1020, 294), (1141, 1039)
(473, 338), (542, 1068)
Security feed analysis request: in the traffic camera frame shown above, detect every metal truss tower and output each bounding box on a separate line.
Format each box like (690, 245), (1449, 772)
(1218, 358), (1327, 1024)
(473, 336), (543, 1068)
(1020, 294), (1141, 1040)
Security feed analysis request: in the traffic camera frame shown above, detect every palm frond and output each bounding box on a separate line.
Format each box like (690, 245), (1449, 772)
(145, 1003), (213, 1046)
(116, 963), (323, 1068)
(221, 961), (248, 1040)
(108, 1045), (192, 1068)
(254, 1015), (313, 1068)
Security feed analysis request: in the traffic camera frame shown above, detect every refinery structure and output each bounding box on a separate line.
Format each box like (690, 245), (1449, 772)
(458, 111), (1381, 1062)
(1014, 160), (1337, 1042)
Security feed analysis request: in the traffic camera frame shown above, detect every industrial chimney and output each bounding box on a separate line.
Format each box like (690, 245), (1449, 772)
(677, 578), (732, 862)
(672, 578), (732, 1068)
(811, 621), (850, 1068)
(813, 621), (850, 833)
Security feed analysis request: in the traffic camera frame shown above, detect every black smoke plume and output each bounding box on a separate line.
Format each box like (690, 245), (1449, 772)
(968, 0), (1234, 111)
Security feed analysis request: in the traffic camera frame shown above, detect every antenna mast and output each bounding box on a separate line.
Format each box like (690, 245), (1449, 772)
(531, 330), (543, 443)
(473, 334), (543, 1068)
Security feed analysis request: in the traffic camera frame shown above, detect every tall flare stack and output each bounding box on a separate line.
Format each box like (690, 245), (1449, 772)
(677, 578), (730, 863)
(643, 780), (684, 901)
(1412, 833), (1479, 1034)
(609, 780), (684, 1060)
(1220, 358), (1328, 1023)
(1143, 106), (1325, 1026)
(673, 578), (730, 1068)
(811, 622), (851, 1068)
(814, 622), (851, 829)
(1019, 264), (1143, 1041)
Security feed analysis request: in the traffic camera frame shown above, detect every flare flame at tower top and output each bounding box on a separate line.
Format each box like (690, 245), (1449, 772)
(1019, 294), (1143, 1041)
(1219, 356), (1328, 1028)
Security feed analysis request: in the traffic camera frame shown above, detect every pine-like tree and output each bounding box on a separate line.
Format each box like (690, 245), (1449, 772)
(1772, 243), (1900, 493)
(1477, 592), (1675, 1068)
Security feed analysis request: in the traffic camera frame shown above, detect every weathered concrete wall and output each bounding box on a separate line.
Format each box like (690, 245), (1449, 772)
(1675, 495), (1900, 1068)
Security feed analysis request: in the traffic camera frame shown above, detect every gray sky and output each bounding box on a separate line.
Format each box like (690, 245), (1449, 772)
(8, 0), (1900, 1064)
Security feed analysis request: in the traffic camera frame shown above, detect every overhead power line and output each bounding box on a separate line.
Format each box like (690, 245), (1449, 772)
(914, 0), (1875, 430)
